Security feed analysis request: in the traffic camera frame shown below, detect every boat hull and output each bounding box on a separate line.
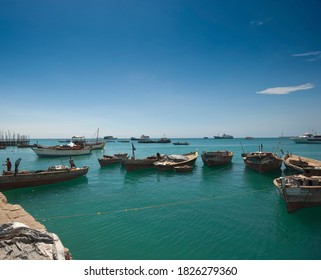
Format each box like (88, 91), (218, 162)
(173, 142), (189, 145)
(154, 151), (198, 171)
(291, 133), (321, 144)
(201, 151), (233, 167)
(98, 154), (128, 167)
(86, 141), (106, 150)
(155, 158), (197, 171)
(0, 166), (89, 191)
(274, 176), (321, 213)
(99, 158), (123, 166)
(32, 147), (91, 157)
(283, 154), (321, 175)
(174, 165), (193, 172)
(122, 158), (159, 171)
(243, 152), (282, 173)
(292, 138), (321, 144)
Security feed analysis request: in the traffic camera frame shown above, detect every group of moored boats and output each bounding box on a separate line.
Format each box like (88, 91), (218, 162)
(97, 146), (321, 213)
(0, 136), (102, 191)
(97, 146), (281, 173)
(240, 148), (321, 213)
(98, 151), (199, 172)
(273, 153), (321, 213)
(2, 133), (321, 213)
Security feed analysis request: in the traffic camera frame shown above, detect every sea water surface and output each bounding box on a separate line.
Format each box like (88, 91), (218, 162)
(2, 138), (321, 260)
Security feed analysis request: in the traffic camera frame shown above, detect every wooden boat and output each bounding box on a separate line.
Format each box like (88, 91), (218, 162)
(72, 133), (106, 150)
(173, 141), (189, 145)
(242, 151), (282, 173)
(174, 165), (193, 172)
(273, 174), (321, 213)
(122, 155), (162, 171)
(0, 161), (89, 192)
(153, 151), (198, 171)
(201, 150), (233, 167)
(31, 143), (91, 157)
(98, 153), (129, 167)
(283, 154), (321, 176)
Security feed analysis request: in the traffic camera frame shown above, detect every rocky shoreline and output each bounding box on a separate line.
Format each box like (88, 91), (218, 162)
(0, 192), (71, 260)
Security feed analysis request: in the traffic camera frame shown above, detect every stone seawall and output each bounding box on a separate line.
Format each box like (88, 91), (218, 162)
(0, 192), (71, 260)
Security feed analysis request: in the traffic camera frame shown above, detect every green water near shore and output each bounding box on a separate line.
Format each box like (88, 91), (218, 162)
(2, 138), (321, 260)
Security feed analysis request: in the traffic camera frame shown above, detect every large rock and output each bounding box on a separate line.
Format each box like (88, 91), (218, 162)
(0, 192), (71, 260)
(0, 222), (67, 260)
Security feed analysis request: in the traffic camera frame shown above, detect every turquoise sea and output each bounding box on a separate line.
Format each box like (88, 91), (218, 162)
(2, 137), (321, 260)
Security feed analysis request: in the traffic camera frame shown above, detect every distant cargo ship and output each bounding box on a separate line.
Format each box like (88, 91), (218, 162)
(104, 136), (117, 140)
(214, 134), (234, 139)
(131, 135), (150, 141)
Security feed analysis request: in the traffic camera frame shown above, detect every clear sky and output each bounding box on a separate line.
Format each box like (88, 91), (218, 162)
(1, 0), (320, 138)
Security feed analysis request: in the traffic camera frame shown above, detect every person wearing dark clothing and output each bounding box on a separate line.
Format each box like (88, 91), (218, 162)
(69, 157), (76, 168)
(3, 158), (12, 171)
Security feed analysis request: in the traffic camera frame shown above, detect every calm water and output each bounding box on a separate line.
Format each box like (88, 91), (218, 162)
(2, 138), (321, 260)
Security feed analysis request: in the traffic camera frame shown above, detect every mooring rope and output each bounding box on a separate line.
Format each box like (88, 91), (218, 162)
(35, 187), (271, 222)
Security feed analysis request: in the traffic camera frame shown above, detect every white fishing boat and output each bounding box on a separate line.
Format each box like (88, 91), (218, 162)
(72, 129), (106, 150)
(31, 142), (91, 157)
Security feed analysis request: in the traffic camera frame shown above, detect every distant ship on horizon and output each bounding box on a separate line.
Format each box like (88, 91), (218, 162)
(214, 133), (234, 139)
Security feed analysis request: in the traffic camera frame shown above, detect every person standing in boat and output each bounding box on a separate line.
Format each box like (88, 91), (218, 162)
(3, 158), (12, 171)
(69, 157), (76, 168)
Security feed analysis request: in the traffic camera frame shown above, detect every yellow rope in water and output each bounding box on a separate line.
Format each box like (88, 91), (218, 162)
(23, 164), (238, 209)
(36, 186), (271, 222)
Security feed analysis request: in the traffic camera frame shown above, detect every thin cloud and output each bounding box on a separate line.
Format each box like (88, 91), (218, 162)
(257, 83), (314, 95)
(250, 18), (272, 28)
(292, 51), (321, 61)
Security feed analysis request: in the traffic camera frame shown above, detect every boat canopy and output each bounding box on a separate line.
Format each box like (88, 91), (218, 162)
(166, 155), (188, 161)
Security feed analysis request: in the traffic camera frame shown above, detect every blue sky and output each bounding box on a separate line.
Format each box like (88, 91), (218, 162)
(1, 0), (320, 138)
